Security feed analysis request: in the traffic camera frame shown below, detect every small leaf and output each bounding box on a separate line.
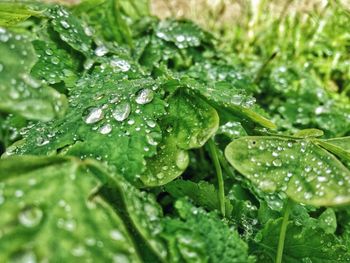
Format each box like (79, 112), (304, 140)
(165, 179), (233, 215)
(0, 2), (42, 26)
(225, 136), (350, 206)
(294, 128), (324, 138)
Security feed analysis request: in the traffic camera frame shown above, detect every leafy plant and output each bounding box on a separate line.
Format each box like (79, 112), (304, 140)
(0, 0), (350, 262)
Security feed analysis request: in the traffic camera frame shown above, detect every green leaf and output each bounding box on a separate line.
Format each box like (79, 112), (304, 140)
(99, 174), (168, 262)
(225, 136), (350, 206)
(31, 39), (80, 86)
(316, 137), (350, 163)
(293, 128), (324, 138)
(0, 2), (42, 26)
(252, 218), (350, 262)
(165, 179), (233, 215)
(182, 77), (276, 129)
(0, 28), (67, 121)
(318, 208), (337, 234)
(72, 0), (133, 46)
(155, 19), (211, 49)
(12, 72), (166, 183)
(160, 199), (254, 263)
(0, 156), (141, 262)
(48, 6), (93, 56)
(140, 92), (219, 186)
(119, 0), (150, 19)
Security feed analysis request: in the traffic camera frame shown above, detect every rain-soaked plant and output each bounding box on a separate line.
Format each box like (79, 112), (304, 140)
(0, 0), (350, 262)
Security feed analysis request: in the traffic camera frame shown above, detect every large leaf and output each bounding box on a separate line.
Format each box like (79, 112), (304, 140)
(0, 156), (141, 262)
(0, 28), (67, 121)
(140, 92), (219, 186)
(11, 70), (166, 184)
(225, 136), (350, 206)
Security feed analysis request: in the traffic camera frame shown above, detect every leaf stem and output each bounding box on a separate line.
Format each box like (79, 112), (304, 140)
(208, 139), (225, 217)
(276, 198), (291, 263)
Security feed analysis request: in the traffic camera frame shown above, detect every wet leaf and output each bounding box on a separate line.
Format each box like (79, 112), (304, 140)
(0, 28), (67, 121)
(140, 92), (219, 186)
(225, 136), (350, 206)
(252, 218), (350, 262)
(0, 156), (141, 262)
(165, 179), (233, 215)
(0, 2), (42, 26)
(160, 199), (254, 263)
(11, 74), (166, 184)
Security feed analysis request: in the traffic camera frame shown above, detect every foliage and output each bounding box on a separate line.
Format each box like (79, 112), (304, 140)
(0, 0), (349, 262)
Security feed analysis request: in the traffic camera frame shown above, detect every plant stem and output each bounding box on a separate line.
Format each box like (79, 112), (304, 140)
(208, 139), (225, 217)
(276, 199), (291, 263)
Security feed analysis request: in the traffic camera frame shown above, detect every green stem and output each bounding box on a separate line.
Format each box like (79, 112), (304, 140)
(276, 199), (291, 263)
(208, 139), (225, 217)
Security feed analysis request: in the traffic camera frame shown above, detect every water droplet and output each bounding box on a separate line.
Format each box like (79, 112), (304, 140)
(110, 59), (130, 72)
(10, 250), (37, 263)
(113, 254), (130, 263)
(83, 107), (104, 124)
(176, 150), (188, 170)
(60, 20), (70, 29)
(230, 94), (243, 105)
(113, 102), (131, 122)
(99, 123), (112, 135)
(18, 206), (43, 227)
(95, 45), (108, 56)
(110, 229), (125, 241)
(272, 159), (282, 167)
(51, 57), (60, 65)
(71, 245), (86, 257)
(135, 89), (154, 105)
(146, 120), (156, 128)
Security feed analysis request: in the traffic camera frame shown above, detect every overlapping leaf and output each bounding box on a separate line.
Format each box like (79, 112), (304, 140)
(0, 156), (141, 262)
(11, 69), (166, 184)
(0, 28), (67, 121)
(141, 91), (219, 186)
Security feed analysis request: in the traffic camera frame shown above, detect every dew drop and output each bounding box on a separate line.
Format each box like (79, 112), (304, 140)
(18, 206), (43, 228)
(110, 59), (131, 72)
(110, 229), (125, 241)
(60, 20), (70, 29)
(83, 107), (104, 124)
(113, 102), (131, 121)
(95, 45), (108, 56)
(99, 123), (112, 135)
(272, 159), (282, 167)
(135, 89), (154, 105)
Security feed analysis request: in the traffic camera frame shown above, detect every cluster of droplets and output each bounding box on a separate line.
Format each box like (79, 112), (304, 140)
(82, 88), (155, 138)
(240, 137), (350, 204)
